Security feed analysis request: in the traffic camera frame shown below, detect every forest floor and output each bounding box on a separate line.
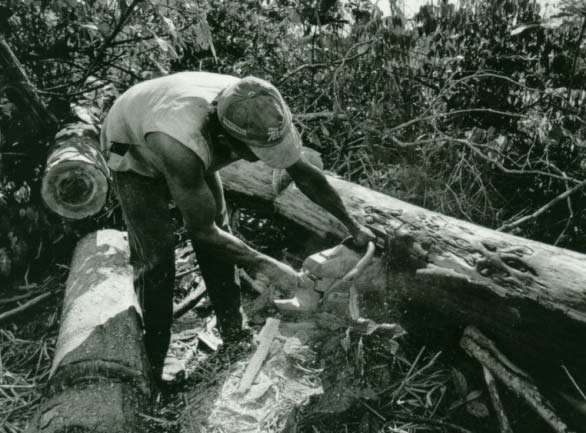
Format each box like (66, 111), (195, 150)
(0, 206), (556, 433)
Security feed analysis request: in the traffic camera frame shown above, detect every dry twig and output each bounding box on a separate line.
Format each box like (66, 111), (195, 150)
(0, 292), (54, 325)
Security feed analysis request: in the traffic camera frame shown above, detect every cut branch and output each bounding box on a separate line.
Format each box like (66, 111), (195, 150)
(461, 327), (571, 433)
(173, 283), (206, 319)
(0, 35), (58, 135)
(483, 366), (514, 433)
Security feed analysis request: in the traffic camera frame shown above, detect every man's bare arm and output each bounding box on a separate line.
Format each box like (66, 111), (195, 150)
(286, 156), (374, 246)
(147, 132), (302, 286)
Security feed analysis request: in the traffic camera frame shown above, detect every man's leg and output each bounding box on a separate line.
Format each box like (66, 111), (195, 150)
(112, 171), (175, 379)
(192, 172), (245, 341)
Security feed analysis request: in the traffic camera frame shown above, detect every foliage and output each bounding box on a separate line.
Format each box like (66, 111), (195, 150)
(409, 0), (586, 246)
(1, 0), (586, 266)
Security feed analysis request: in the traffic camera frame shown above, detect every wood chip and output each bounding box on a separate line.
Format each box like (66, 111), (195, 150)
(237, 318), (280, 395)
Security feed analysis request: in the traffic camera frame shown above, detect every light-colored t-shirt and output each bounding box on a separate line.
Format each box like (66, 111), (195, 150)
(100, 71), (239, 177)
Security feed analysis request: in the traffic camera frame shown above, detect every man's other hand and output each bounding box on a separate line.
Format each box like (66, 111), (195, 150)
(351, 224), (376, 248)
(260, 258), (308, 293)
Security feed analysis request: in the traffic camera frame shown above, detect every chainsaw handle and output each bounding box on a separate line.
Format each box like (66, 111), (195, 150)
(342, 240), (375, 283)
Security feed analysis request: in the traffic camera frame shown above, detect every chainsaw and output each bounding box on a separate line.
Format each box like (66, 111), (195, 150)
(274, 237), (377, 319)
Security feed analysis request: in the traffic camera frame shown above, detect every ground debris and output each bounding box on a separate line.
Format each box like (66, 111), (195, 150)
(180, 320), (323, 433)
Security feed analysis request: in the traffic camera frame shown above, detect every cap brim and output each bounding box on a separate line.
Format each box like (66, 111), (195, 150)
(243, 125), (302, 169)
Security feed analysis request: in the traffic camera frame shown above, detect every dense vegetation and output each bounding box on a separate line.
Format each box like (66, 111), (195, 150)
(1, 0), (586, 287)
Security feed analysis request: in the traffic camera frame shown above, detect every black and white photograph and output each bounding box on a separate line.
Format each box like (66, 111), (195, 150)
(0, 1), (585, 432)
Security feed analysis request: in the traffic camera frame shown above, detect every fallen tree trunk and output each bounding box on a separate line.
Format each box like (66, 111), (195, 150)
(220, 160), (586, 381)
(41, 79), (115, 219)
(27, 229), (152, 433)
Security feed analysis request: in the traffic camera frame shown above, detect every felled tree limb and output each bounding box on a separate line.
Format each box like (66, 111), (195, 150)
(173, 283), (206, 319)
(0, 35), (58, 135)
(483, 366), (514, 433)
(461, 326), (571, 433)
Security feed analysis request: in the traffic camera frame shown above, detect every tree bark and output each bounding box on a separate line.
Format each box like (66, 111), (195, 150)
(41, 80), (112, 219)
(220, 160), (586, 381)
(27, 230), (152, 433)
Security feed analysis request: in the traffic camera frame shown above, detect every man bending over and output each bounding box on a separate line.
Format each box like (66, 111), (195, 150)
(100, 72), (374, 381)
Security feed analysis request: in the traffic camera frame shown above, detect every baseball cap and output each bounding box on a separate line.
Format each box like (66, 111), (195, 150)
(217, 76), (302, 168)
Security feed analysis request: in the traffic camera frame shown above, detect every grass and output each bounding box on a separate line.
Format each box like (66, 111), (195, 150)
(0, 270), (64, 433)
(0, 322), (56, 433)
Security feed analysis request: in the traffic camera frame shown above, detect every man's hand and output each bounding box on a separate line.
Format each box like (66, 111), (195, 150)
(287, 159), (376, 249)
(258, 258), (311, 293)
(351, 224), (376, 248)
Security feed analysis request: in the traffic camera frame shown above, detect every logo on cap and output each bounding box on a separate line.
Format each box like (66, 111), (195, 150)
(267, 126), (285, 142)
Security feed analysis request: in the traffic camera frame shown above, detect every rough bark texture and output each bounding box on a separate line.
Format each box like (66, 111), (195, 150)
(41, 80), (114, 220)
(220, 160), (586, 380)
(27, 230), (152, 433)
(0, 35), (58, 135)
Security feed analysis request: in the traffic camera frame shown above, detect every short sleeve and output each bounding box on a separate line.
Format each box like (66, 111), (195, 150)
(143, 97), (213, 170)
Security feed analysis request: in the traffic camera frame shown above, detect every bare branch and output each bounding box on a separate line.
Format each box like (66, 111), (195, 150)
(80, 0), (144, 85)
(278, 39), (375, 86)
(0, 292), (55, 324)
(435, 128), (582, 184)
(497, 178), (586, 232)
(389, 108), (528, 134)
(294, 111), (347, 121)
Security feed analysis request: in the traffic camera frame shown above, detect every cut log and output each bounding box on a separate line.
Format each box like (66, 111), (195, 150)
(220, 160), (586, 382)
(27, 229), (152, 433)
(41, 79), (115, 219)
